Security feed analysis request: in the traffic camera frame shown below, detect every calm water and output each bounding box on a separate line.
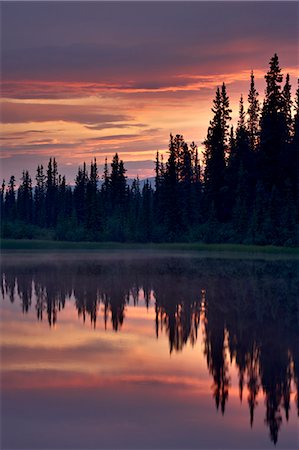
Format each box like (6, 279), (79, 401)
(1, 252), (298, 449)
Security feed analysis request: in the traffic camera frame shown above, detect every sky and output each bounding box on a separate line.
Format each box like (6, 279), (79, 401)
(1, 1), (298, 182)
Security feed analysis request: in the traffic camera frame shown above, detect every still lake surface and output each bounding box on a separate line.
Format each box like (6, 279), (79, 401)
(1, 251), (298, 449)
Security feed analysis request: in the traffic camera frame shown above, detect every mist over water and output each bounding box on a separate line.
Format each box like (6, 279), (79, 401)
(1, 252), (298, 449)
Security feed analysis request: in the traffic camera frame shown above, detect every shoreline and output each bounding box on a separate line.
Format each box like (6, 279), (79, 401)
(1, 239), (298, 260)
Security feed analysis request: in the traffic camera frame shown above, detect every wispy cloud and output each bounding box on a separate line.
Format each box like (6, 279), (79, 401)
(1, 101), (132, 124)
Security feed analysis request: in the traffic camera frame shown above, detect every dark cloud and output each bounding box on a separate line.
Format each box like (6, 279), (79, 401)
(86, 128), (161, 142)
(2, 2), (298, 52)
(1, 2), (298, 90)
(0, 129), (58, 141)
(1, 338), (123, 364)
(1, 102), (131, 124)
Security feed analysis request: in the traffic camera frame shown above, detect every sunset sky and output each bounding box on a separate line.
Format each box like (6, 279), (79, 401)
(1, 1), (298, 181)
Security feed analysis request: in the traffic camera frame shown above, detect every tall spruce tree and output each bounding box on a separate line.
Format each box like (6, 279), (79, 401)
(4, 176), (16, 221)
(247, 71), (260, 151)
(45, 158), (59, 226)
(259, 53), (287, 189)
(17, 170), (33, 223)
(141, 179), (153, 242)
(74, 162), (88, 225)
(228, 96), (252, 225)
(129, 176), (142, 240)
(289, 80), (299, 208)
(154, 151), (165, 235)
(86, 158), (100, 235)
(282, 73), (293, 141)
(163, 134), (180, 238)
(0, 180), (5, 220)
(110, 153), (127, 208)
(204, 84), (231, 221)
(35, 165), (46, 227)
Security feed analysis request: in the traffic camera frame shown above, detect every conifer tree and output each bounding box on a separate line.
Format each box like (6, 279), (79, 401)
(86, 158), (100, 234)
(228, 97), (252, 223)
(221, 83), (232, 150)
(154, 151), (165, 235)
(180, 141), (193, 227)
(235, 96), (252, 176)
(289, 79), (299, 204)
(102, 157), (110, 193)
(35, 165), (46, 226)
(110, 153), (127, 208)
(57, 175), (68, 220)
(192, 142), (201, 184)
(259, 53), (287, 189)
(282, 73), (293, 140)
(74, 162), (88, 225)
(247, 71), (260, 151)
(0, 180), (5, 220)
(141, 179), (153, 242)
(45, 158), (59, 226)
(4, 176), (16, 221)
(204, 84), (231, 221)
(163, 134), (180, 238)
(129, 176), (142, 239)
(101, 157), (110, 221)
(17, 170), (33, 223)
(155, 151), (162, 190)
(191, 141), (202, 224)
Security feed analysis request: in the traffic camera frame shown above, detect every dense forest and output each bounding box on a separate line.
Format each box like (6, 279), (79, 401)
(1, 54), (298, 245)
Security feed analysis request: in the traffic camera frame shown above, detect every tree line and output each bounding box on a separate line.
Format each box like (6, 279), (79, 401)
(1, 54), (298, 245)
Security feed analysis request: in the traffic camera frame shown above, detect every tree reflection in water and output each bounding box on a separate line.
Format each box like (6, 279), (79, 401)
(1, 256), (298, 445)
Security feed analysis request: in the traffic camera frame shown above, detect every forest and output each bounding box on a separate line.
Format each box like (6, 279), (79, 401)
(1, 54), (298, 246)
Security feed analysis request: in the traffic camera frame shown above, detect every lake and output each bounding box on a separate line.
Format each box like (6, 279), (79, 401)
(1, 251), (298, 449)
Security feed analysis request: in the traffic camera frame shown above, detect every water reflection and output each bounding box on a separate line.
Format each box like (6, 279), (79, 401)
(1, 254), (298, 447)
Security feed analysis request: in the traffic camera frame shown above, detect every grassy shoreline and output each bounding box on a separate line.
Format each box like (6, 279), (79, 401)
(1, 238), (298, 255)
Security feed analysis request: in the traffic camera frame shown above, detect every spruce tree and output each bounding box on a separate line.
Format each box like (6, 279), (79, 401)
(17, 170), (33, 223)
(0, 180), (5, 220)
(154, 151), (164, 236)
(129, 176), (141, 240)
(110, 153), (127, 208)
(163, 134), (180, 239)
(74, 162), (88, 225)
(141, 180), (153, 242)
(191, 141), (202, 225)
(180, 141), (193, 228)
(228, 96), (252, 226)
(35, 165), (46, 227)
(204, 85), (231, 221)
(45, 158), (59, 226)
(247, 71), (260, 151)
(221, 83), (232, 150)
(101, 157), (111, 221)
(4, 176), (16, 221)
(282, 73), (293, 141)
(289, 80), (299, 210)
(86, 158), (100, 235)
(259, 53), (287, 189)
